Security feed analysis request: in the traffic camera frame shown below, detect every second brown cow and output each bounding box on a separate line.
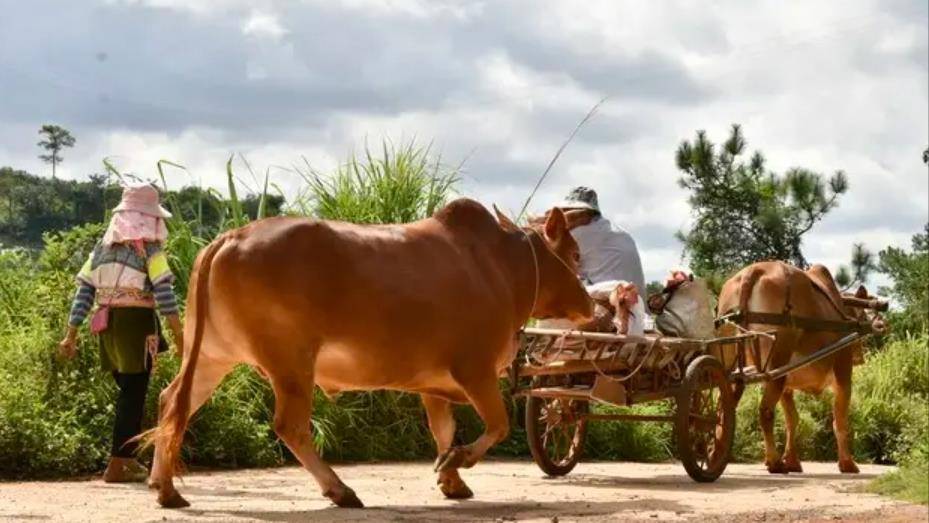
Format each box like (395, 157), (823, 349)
(717, 261), (876, 475)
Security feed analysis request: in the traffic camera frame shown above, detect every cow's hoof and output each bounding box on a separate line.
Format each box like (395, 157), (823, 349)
(784, 458), (803, 473)
(440, 478), (474, 499)
(434, 447), (468, 473)
(158, 489), (190, 509)
(839, 460), (860, 474)
(327, 487), (364, 508)
(766, 460), (789, 474)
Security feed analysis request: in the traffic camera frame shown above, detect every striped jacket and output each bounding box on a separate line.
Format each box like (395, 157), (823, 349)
(68, 241), (179, 326)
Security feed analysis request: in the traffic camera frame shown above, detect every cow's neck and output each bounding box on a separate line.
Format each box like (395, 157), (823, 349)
(501, 229), (541, 327)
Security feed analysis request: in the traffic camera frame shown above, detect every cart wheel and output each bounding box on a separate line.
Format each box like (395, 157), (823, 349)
(675, 355), (736, 482)
(526, 389), (588, 476)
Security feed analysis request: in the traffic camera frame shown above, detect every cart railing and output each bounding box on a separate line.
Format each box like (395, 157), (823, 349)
(520, 327), (760, 348)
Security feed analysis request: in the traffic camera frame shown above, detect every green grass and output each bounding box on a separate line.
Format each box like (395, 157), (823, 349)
(0, 139), (468, 478)
(292, 140), (459, 224)
(868, 459), (928, 504)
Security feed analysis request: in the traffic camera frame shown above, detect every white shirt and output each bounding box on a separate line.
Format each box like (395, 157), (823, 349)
(571, 217), (646, 299)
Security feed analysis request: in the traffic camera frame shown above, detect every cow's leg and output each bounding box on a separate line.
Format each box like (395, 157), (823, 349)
(780, 389), (803, 473)
(271, 374), (362, 508)
(760, 377), (788, 473)
(152, 354), (234, 508)
(421, 394), (472, 499)
(435, 373), (508, 474)
(832, 360), (859, 473)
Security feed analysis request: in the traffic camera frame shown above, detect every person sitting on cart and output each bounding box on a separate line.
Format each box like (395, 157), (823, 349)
(551, 186), (646, 300)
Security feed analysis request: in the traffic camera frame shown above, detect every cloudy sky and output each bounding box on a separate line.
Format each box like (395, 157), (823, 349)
(1, 0), (926, 284)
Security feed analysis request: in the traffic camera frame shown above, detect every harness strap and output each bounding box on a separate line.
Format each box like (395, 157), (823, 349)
(782, 263), (793, 315)
(523, 229), (540, 318)
(723, 310), (874, 334)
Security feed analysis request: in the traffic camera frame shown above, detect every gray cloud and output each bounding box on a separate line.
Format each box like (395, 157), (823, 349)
(0, 0), (925, 284)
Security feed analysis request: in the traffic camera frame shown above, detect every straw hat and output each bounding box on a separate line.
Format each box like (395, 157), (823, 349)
(112, 184), (172, 218)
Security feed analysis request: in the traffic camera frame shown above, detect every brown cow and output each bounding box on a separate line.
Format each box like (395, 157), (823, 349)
(717, 261), (873, 474)
(148, 198), (593, 509)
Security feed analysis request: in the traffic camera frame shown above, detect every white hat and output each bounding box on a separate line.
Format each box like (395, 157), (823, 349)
(112, 183), (172, 218)
(555, 186), (600, 212)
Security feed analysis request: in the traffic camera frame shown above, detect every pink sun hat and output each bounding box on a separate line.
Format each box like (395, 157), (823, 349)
(112, 183), (172, 218)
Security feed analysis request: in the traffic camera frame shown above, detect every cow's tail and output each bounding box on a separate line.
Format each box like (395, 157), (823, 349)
(737, 265), (765, 327)
(148, 234), (227, 472)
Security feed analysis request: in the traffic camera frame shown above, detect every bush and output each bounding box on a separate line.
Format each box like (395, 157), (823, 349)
(0, 141), (468, 478)
(868, 458), (928, 504)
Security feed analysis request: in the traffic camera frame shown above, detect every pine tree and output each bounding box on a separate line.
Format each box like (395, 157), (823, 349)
(37, 125), (76, 178)
(676, 124), (848, 276)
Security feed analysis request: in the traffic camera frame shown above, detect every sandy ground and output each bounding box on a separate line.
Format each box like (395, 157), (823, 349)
(1, 461), (925, 522)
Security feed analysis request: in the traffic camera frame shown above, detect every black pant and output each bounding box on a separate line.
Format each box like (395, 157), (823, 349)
(111, 371), (151, 458)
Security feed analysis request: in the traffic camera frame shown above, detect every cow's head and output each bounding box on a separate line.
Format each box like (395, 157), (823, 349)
(842, 285), (888, 335)
(497, 207), (593, 322)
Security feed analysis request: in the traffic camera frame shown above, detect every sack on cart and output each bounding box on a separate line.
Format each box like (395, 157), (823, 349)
(647, 272), (715, 339)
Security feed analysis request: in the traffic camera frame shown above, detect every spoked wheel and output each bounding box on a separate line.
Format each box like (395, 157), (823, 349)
(675, 355), (736, 482)
(525, 386), (588, 476)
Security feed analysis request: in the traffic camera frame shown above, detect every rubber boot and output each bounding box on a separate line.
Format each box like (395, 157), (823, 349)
(103, 457), (149, 483)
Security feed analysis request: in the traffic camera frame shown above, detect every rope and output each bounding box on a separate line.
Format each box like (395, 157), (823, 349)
(525, 331), (572, 368)
(588, 336), (664, 383)
(721, 317), (777, 341)
(523, 229), (540, 319)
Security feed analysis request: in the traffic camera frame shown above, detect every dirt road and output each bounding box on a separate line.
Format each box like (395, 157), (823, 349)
(1, 461), (923, 522)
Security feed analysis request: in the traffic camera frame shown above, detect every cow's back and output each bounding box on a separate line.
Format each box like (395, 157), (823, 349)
(718, 261), (856, 393)
(199, 201), (521, 395)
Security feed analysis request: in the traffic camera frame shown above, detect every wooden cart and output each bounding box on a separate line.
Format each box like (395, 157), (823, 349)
(509, 327), (865, 482)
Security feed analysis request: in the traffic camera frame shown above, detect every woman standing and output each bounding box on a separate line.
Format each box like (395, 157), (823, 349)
(58, 183), (184, 483)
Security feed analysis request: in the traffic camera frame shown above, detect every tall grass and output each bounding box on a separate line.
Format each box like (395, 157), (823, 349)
(293, 140), (459, 223)
(0, 139), (468, 477)
(730, 335), (928, 468)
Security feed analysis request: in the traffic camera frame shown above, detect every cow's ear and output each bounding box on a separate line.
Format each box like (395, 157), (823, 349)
(493, 204), (519, 232)
(545, 207), (567, 241)
(855, 285), (868, 299)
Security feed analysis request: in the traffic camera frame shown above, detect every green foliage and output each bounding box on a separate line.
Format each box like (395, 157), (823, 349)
(586, 403), (675, 461)
(878, 224), (928, 335)
(0, 225), (112, 476)
(853, 334), (928, 464)
(730, 336), (928, 467)
(37, 125), (76, 178)
(835, 243), (877, 290)
(0, 168), (118, 247)
(0, 167), (283, 250)
(676, 124), (848, 276)
(868, 459), (928, 504)
(0, 140), (468, 477)
(865, 338), (928, 505)
(645, 280), (665, 297)
(294, 140), (459, 223)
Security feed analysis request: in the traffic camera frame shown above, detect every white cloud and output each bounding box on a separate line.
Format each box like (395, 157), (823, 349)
(241, 10), (288, 40)
(1, 0), (926, 288)
(331, 0), (484, 21)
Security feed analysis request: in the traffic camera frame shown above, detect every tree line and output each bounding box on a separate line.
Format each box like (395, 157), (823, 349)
(0, 167), (283, 248)
(10, 123), (926, 330)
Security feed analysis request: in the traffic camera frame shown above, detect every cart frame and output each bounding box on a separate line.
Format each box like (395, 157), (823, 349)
(510, 325), (866, 481)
